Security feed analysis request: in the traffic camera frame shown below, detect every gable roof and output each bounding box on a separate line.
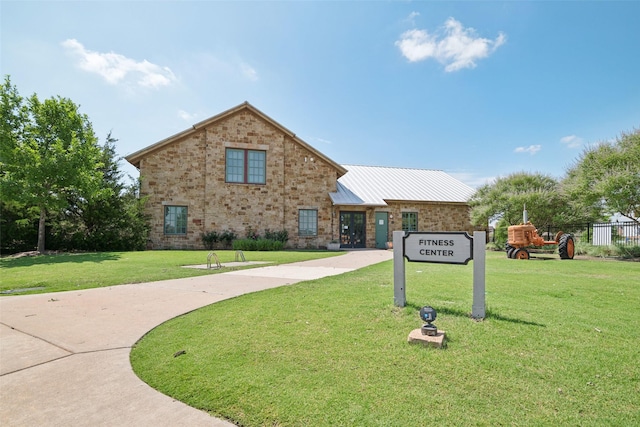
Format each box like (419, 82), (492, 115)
(125, 102), (347, 176)
(330, 165), (475, 206)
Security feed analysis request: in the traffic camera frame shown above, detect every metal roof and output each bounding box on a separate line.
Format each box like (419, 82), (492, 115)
(330, 165), (475, 206)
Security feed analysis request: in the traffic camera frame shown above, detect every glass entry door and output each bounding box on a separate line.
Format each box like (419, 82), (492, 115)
(340, 211), (366, 248)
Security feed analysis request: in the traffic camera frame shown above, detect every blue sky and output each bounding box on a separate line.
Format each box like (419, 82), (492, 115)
(2, 1), (639, 188)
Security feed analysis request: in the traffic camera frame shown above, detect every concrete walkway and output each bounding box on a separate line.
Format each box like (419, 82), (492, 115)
(0, 250), (393, 426)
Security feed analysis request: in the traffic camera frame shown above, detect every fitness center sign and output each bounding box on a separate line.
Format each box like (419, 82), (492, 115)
(393, 230), (486, 319)
(403, 232), (473, 265)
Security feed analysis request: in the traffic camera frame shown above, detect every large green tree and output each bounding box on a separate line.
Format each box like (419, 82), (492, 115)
(51, 133), (149, 251)
(469, 172), (598, 228)
(1, 76), (104, 253)
(562, 130), (640, 223)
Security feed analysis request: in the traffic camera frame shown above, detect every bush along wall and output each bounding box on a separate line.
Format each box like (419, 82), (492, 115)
(233, 238), (284, 251)
(201, 230), (237, 250)
(202, 228), (288, 251)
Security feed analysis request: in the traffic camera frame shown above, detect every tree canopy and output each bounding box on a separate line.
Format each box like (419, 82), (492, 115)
(0, 76), (151, 254)
(1, 76), (105, 252)
(468, 172), (590, 228)
(562, 130), (640, 223)
(50, 133), (150, 251)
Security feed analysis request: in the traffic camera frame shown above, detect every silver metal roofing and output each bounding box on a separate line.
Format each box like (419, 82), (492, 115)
(329, 165), (475, 206)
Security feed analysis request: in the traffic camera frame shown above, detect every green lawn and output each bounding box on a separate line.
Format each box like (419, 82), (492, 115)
(130, 252), (640, 426)
(0, 250), (341, 294)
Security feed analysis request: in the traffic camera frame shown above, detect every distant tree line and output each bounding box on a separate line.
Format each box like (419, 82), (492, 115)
(1, 76), (149, 254)
(470, 129), (640, 245)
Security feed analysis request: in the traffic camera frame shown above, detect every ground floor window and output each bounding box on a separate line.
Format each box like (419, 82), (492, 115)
(402, 212), (418, 232)
(299, 209), (318, 236)
(164, 206), (187, 235)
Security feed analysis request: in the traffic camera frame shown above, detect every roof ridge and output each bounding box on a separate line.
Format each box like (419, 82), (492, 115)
(342, 164), (443, 172)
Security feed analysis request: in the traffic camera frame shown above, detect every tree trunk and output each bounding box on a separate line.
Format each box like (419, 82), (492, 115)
(38, 207), (46, 253)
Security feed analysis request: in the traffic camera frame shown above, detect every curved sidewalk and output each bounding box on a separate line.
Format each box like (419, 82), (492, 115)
(0, 250), (392, 426)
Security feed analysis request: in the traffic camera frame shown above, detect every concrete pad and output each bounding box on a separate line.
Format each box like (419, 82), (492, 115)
(225, 265), (354, 280)
(0, 274), (297, 355)
(0, 348), (233, 426)
(182, 261), (271, 270)
(0, 323), (71, 375)
(289, 249), (393, 269)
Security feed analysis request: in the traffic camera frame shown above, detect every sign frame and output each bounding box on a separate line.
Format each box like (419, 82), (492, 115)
(403, 231), (473, 265)
(393, 230), (486, 319)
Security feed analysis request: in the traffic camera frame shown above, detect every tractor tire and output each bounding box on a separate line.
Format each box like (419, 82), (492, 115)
(558, 234), (575, 259)
(506, 244), (515, 258)
(514, 248), (530, 260)
(507, 247), (517, 259)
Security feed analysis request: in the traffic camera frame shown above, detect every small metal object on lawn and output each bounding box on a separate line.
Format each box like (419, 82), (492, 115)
(419, 306), (438, 336)
(408, 305), (446, 348)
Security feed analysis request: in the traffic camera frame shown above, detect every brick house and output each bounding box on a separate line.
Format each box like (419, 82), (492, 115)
(125, 102), (475, 250)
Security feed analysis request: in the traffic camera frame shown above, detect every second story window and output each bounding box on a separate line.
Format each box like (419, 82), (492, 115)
(226, 148), (266, 184)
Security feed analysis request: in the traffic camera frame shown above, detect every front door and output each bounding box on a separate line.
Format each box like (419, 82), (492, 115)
(340, 211), (366, 248)
(375, 212), (388, 249)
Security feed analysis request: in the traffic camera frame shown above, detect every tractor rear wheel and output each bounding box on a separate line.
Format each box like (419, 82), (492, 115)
(506, 244), (515, 258)
(558, 234), (575, 259)
(514, 248), (530, 260)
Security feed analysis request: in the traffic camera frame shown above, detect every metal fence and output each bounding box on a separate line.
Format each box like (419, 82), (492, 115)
(588, 221), (640, 246)
(491, 221), (640, 247)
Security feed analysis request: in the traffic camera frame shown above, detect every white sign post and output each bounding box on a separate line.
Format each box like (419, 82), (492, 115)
(393, 230), (486, 319)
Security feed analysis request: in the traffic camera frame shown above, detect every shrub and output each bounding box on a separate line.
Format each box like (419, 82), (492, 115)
(494, 219), (508, 250)
(574, 241), (640, 259)
(233, 238), (284, 251)
(614, 244), (640, 259)
(264, 229), (289, 243)
(220, 230), (237, 248)
(201, 231), (220, 250)
(485, 241), (502, 251)
(245, 226), (260, 240)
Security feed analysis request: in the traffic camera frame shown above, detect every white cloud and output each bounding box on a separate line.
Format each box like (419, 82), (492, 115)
(314, 137), (333, 145)
(405, 11), (420, 26)
(395, 18), (506, 71)
(178, 110), (198, 121)
(62, 39), (177, 89)
(240, 62), (258, 82)
(560, 135), (584, 148)
(514, 145), (542, 155)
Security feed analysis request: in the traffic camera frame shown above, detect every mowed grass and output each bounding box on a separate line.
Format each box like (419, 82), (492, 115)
(0, 250), (341, 294)
(131, 252), (640, 426)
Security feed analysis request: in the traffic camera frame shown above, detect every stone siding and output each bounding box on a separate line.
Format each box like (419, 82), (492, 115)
(136, 107), (473, 250)
(139, 110), (340, 249)
(333, 203), (471, 248)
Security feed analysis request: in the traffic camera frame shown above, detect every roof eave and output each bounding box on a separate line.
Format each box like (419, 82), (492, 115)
(383, 199), (470, 205)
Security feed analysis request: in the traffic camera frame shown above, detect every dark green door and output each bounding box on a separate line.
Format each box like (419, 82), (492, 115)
(340, 211), (366, 248)
(375, 212), (389, 249)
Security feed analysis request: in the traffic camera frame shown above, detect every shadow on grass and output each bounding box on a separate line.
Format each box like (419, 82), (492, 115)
(405, 301), (546, 328)
(0, 252), (122, 268)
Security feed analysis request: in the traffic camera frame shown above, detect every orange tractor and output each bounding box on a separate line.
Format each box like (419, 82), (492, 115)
(505, 206), (575, 260)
